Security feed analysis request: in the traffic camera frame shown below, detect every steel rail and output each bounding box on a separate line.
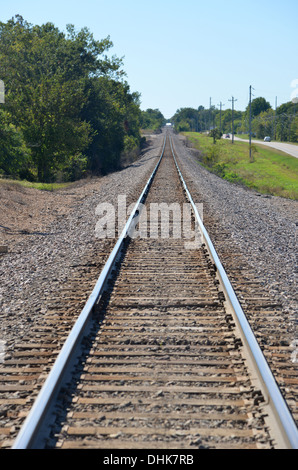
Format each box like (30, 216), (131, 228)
(169, 134), (298, 449)
(12, 136), (167, 449)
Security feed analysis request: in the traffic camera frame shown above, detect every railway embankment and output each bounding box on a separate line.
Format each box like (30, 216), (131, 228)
(0, 134), (164, 351)
(0, 130), (297, 448)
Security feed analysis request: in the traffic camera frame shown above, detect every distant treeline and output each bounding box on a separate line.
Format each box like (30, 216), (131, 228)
(171, 97), (298, 142)
(0, 15), (166, 183)
(140, 108), (167, 132)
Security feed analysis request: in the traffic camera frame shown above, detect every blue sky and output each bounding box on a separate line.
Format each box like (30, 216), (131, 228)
(1, 0), (297, 118)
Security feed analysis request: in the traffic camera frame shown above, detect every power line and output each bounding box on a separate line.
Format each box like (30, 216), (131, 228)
(274, 96), (277, 140)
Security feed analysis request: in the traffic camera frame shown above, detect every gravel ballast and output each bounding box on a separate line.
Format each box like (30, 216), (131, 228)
(0, 129), (297, 363)
(0, 134), (163, 351)
(173, 132), (297, 350)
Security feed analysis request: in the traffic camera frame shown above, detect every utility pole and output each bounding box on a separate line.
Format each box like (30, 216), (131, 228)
(274, 96), (277, 140)
(249, 85), (254, 162)
(217, 101), (225, 135)
(228, 96), (237, 143)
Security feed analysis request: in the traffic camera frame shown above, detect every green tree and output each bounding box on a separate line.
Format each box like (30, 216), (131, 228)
(82, 77), (141, 174)
(252, 109), (275, 139)
(209, 128), (222, 143)
(140, 109), (166, 131)
(289, 116), (298, 142)
(172, 108), (199, 131)
(0, 16), (124, 181)
(247, 97), (271, 117)
(0, 108), (31, 178)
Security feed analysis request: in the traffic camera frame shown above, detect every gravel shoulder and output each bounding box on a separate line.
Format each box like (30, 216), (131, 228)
(0, 134), (163, 350)
(174, 132), (297, 346)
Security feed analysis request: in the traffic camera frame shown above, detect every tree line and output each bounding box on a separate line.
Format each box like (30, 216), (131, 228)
(171, 96), (298, 142)
(139, 108), (166, 132)
(0, 16), (164, 183)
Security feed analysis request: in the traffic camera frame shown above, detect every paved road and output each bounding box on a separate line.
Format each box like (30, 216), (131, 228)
(228, 135), (298, 159)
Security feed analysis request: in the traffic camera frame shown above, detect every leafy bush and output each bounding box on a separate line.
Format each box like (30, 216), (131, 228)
(0, 110), (32, 177)
(203, 143), (221, 167)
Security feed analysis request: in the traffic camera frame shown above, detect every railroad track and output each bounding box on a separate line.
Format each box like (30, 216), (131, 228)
(1, 132), (297, 449)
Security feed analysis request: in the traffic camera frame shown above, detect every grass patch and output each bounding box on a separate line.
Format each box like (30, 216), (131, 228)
(0, 177), (73, 191)
(184, 132), (298, 200)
